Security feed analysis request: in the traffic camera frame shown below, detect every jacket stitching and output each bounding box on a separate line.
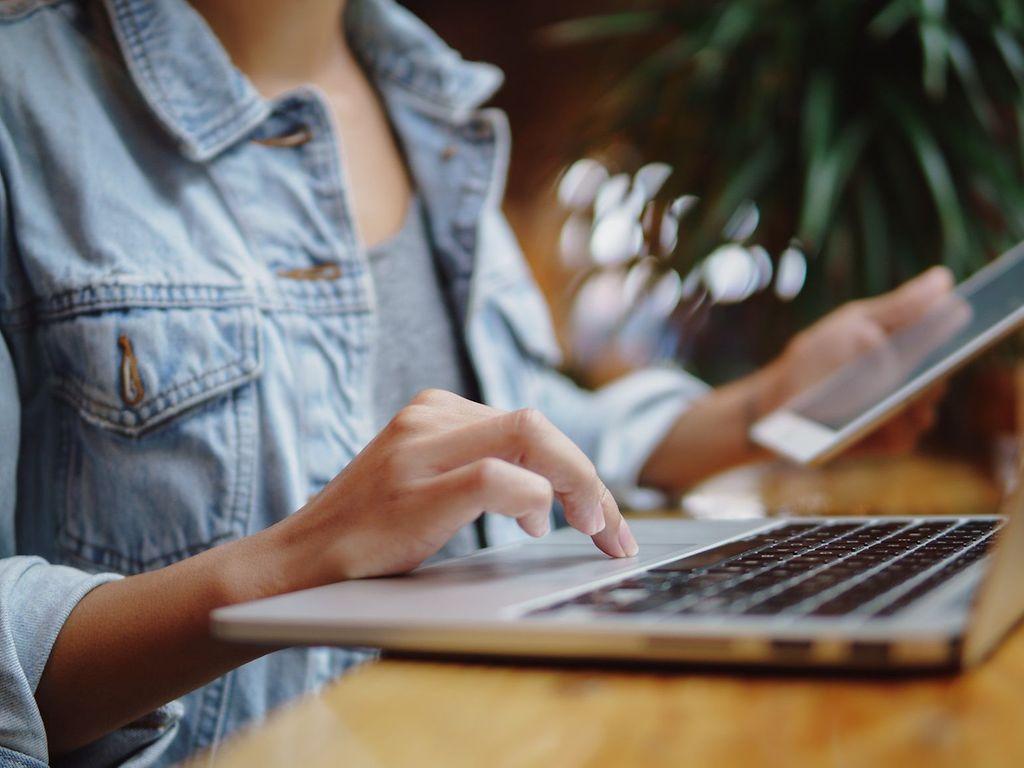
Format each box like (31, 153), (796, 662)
(0, 0), (67, 24)
(49, 308), (258, 430)
(111, 0), (267, 157)
(52, 351), (254, 428)
(59, 528), (239, 574)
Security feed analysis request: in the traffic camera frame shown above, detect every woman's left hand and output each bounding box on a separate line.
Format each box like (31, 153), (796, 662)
(763, 265), (956, 455)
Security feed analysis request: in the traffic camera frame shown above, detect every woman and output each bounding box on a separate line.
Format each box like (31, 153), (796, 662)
(0, 0), (949, 764)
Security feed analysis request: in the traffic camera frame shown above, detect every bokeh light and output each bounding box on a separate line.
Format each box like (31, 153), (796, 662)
(556, 158), (804, 372)
(557, 158), (608, 210)
(775, 245), (808, 301)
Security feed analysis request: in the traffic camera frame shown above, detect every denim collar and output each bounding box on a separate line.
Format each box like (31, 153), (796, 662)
(102, 0), (504, 161)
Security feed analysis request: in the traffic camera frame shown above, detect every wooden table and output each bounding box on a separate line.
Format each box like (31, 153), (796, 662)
(203, 455), (1024, 768)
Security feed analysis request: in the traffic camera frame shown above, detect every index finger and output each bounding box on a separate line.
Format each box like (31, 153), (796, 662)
(420, 408), (637, 557)
(859, 266), (953, 331)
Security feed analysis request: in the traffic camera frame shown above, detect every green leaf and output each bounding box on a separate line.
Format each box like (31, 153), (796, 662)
(801, 71), (835, 168)
(673, 140), (780, 271)
(886, 93), (971, 272)
(937, 116), (1024, 231)
(591, 33), (705, 121)
(997, 0), (1024, 33)
(991, 30), (1024, 178)
(994, 27), (1024, 89)
(921, 0), (947, 21)
(856, 175), (890, 295)
(710, 141), (780, 226)
(704, 2), (758, 53)
(688, 4), (760, 84)
(920, 20), (949, 99)
(557, 0), (1024, 364)
(947, 33), (997, 130)
(869, 0), (918, 39)
(798, 122), (869, 249)
(1017, 100), (1024, 179)
(541, 12), (659, 45)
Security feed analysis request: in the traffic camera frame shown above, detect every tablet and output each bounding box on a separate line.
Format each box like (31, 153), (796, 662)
(751, 243), (1024, 465)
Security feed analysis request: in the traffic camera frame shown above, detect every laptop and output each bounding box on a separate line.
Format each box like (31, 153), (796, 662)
(212, 469), (1024, 671)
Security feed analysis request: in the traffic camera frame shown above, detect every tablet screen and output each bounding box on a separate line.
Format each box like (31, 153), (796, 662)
(788, 245), (1024, 433)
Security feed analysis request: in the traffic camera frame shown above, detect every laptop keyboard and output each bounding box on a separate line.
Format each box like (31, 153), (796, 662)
(530, 519), (1001, 621)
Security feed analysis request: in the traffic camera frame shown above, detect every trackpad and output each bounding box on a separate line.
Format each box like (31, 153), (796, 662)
(412, 543), (690, 588)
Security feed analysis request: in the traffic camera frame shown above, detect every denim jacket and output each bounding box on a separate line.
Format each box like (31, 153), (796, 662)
(0, 0), (708, 764)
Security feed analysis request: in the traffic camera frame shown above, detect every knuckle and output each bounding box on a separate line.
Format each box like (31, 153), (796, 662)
(508, 407), (548, 437)
(470, 457), (506, 490)
(843, 300), (867, 318)
(410, 388), (448, 407)
(389, 405), (426, 434)
(527, 474), (555, 506)
(856, 325), (885, 350)
(837, 304), (869, 330)
(537, 480), (555, 509)
(595, 478), (613, 512)
(375, 450), (405, 485)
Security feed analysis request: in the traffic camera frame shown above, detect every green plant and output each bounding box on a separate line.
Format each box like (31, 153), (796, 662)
(548, 0), (1024, 316)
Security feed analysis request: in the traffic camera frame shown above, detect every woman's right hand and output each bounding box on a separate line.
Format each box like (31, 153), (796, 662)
(37, 390), (637, 753)
(266, 389), (638, 588)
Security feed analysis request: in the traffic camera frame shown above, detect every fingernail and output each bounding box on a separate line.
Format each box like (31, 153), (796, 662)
(617, 520), (639, 557)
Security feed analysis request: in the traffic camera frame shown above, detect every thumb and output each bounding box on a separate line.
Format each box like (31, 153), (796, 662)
(859, 266), (954, 331)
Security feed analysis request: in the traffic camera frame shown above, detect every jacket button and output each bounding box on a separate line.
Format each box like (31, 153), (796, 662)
(253, 127), (313, 148)
(276, 263), (342, 281)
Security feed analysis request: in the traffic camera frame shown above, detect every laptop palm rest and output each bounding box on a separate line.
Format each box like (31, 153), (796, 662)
(213, 520), (767, 631)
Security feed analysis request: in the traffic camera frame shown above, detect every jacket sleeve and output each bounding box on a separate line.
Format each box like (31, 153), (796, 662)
(532, 362), (710, 498)
(0, 180), (180, 767)
(0, 333), (122, 764)
(0, 560), (121, 764)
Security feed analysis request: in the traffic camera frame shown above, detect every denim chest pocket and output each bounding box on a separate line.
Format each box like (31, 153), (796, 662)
(40, 291), (262, 574)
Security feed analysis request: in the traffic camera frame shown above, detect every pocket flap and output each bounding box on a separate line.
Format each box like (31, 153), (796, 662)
(43, 301), (261, 435)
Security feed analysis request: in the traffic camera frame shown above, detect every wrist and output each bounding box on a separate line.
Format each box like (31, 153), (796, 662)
(640, 367), (780, 493)
(251, 496), (367, 597)
(746, 357), (789, 420)
(212, 515), (336, 607)
(726, 366), (780, 467)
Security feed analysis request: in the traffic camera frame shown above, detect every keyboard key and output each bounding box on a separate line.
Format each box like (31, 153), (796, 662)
(873, 538), (994, 617)
(529, 519), (1001, 621)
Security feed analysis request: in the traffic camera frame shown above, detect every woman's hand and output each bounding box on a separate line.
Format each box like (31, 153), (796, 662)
(40, 390), (635, 755)
(269, 388), (637, 588)
(766, 267), (953, 402)
(641, 267), (956, 493)
(762, 266), (955, 450)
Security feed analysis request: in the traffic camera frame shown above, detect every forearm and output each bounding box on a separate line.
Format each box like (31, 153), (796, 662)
(639, 266), (955, 494)
(639, 364), (784, 495)
(34, 388), (638, 757)
(35, 526), (296, 756)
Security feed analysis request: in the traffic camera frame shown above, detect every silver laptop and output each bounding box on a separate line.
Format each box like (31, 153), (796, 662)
(213, 480), (1024, 671)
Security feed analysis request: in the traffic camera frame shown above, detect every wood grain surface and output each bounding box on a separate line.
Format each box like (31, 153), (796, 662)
(199, 456), (1023, 768)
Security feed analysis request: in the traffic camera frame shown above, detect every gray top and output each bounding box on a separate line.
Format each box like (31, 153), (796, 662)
(367, 196), (482, 556)
(367, 196), (479, 428)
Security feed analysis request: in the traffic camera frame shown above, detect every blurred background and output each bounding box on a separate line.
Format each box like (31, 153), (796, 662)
(405, 0), (1024, 495)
